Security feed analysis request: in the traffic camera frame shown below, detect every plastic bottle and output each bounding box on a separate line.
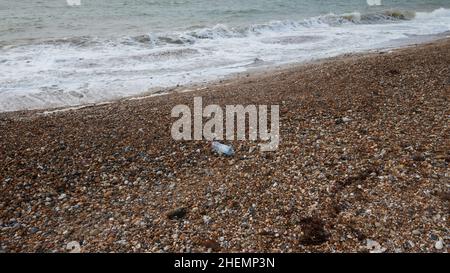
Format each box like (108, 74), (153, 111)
(211, 141), (234, 156)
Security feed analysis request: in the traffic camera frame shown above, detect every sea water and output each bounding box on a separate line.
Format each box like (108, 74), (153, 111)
(1, 0), (450, 112)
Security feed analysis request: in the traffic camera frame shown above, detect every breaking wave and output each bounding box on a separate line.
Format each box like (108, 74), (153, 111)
(1, 8), (449, 112)
(4, 9), (442, 49)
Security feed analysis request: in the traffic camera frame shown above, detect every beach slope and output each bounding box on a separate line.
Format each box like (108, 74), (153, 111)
(0, 39), (449, 252)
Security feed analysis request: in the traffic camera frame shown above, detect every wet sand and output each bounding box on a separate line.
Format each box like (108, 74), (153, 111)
(0, 39), (449, 253)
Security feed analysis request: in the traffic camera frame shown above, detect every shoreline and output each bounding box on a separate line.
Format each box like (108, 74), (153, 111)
(3, 33), (450, 117)
(0, 38), (449, 253)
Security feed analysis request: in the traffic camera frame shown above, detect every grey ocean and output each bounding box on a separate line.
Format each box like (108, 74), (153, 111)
(1, 0), (450, 111)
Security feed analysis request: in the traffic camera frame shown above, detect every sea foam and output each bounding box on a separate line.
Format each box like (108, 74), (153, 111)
(1, 8), (450, 112)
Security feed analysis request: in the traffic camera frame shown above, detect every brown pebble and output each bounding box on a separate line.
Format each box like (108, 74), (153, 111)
(167, 207), (188, 220)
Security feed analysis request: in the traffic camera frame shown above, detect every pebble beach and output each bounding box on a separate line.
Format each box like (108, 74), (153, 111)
(0, 39), (449, 253)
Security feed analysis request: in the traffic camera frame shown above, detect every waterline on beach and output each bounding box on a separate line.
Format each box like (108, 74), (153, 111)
(1, 2), (450, 112)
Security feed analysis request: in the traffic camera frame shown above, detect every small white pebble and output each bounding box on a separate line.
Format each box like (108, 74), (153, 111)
(66, 241), (81, 253)
(435, 240), (444, 250)
(58, 193), (66, 200)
